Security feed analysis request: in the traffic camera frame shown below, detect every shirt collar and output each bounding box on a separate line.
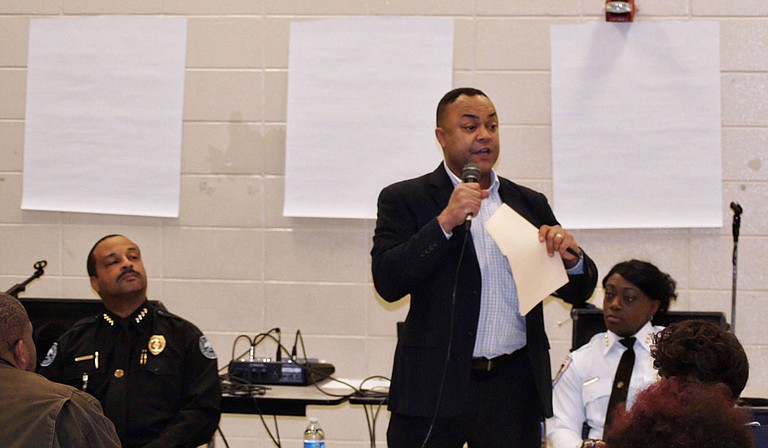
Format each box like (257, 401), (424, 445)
(103, 300), (153, 334)
(603, 320), (658, 355)
(442, 161), (499, 193)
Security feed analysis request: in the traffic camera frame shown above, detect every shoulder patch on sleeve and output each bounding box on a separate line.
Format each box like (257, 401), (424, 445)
(40, 342), (58, 367)
(199, 335), (217, 360)
(552, 356), (572, 387)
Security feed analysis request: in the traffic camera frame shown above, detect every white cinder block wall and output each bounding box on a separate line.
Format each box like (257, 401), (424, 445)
(1, 1), (766, 447)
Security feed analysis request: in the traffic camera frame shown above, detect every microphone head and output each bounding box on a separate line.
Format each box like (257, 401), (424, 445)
(730, 202), (743, 215)
(462, 164), (481, 183)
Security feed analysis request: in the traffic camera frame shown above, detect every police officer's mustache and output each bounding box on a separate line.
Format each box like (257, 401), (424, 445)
(117, 269), (141, 282)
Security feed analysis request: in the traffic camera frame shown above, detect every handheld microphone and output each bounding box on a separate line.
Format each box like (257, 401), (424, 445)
(730, 202), (743, 216)
(462, 164), (481, 230)
(462, 164), (481, 184)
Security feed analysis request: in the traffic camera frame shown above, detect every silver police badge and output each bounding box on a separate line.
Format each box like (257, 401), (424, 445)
(40, 342), (58, 367)
(199, 335), (217, 360)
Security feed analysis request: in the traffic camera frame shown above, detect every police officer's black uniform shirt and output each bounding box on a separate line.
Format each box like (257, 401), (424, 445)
(39, 301), (221, 448)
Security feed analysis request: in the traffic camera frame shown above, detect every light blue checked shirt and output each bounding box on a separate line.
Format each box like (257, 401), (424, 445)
(443, 162), (582, 358)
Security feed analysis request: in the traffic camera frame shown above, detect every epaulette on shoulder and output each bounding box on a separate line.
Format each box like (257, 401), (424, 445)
(67, 313), (101, 333)
(73, 313), (101, 327)
(155, 308), (184, 321)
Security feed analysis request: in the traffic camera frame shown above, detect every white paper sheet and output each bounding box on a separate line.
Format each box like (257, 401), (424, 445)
(485, 204), (568, 315)
(283, 17), (454, 219)
(551, 22), (722, 229)
(22, 16), (187, 218)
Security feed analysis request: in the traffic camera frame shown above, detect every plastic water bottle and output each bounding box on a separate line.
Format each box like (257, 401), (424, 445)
(303, 417), (325, 447)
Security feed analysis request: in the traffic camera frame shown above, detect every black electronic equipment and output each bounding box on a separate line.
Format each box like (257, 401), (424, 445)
(228, 358), (335, 386)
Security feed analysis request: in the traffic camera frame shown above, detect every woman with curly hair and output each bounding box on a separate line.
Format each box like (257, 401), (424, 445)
(652, 319), (749, 402)
(604, 378), (754, 448)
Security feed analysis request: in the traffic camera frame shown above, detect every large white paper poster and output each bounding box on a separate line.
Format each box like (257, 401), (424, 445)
(283, 17), (454, 219)
(22, 16), (187, 218)
(551, 22), (722, 229)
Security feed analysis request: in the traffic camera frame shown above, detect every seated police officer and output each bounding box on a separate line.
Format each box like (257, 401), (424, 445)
(547, 260), (677, 448)
(39, 234), (221, 448)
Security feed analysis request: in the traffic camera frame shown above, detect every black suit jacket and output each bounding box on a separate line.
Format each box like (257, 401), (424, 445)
(371, 164), (597, 418)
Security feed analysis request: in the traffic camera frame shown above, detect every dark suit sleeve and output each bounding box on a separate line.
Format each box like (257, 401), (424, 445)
(554, 251), (598, 307)
(371, 182), (455, 303)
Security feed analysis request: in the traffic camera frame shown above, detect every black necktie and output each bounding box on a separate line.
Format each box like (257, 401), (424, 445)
(604, 336), (636, 433)
(103, 321), (131, 441)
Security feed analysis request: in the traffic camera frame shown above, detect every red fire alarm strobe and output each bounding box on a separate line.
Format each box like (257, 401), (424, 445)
(605, 0), (636, 22)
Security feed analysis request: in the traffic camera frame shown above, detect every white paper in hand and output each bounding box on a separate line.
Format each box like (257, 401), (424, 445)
(485, 204), (568, 315)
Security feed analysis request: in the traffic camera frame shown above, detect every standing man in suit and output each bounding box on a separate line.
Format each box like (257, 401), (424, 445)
(371, 87), (598, 448)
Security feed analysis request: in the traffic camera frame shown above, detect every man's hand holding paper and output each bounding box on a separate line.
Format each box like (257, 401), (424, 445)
(539, 224), (582, 269)
(485, 203), (571, 314)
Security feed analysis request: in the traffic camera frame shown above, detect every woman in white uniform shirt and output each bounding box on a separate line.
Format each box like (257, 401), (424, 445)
(546, 259), (677, 448)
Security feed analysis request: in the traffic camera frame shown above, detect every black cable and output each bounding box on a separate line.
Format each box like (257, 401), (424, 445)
(220, 374), (268, 396)
(222, 329), (288, 375)
(358, 375), (390, 447)
(358, 375), (391, 397)
(223, 328), (393, 446)
(272, 413), (281, 448)
(219, 373), (283, 446)
(225, 334), (253, 372)
(252, 327), (282, 357)
(292, 329), (306, 362)
(361, 401), (384, 447)
(253, 332), (293, 361)
(298, 367), (390, 447)
(249, 395), (283, 447)
(222, 328), (344, 447)
(215, 425), (230, 448)
(420, 228), (471, 448)
(285, 332), (389, 448)
(309, 374), (355, 398)
(291, 332), (364, 399)
(221, 333), (285, 447)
